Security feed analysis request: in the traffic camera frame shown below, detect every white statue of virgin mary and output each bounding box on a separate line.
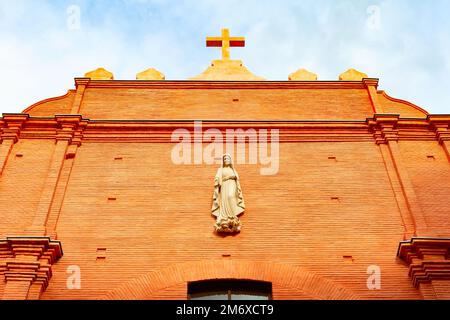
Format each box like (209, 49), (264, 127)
(211, 154), (245, 233)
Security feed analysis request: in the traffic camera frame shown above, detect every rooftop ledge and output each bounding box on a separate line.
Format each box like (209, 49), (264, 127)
(75, 77), (380, 89)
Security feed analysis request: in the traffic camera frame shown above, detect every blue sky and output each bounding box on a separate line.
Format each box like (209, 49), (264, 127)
(0, 0), (449, 114)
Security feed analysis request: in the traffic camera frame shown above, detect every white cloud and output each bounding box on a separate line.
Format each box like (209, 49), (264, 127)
(0, 0), (449, 114)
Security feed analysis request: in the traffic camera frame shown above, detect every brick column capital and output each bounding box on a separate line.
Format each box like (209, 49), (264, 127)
(427, 115), (450, 144)
(397, 237), (450, 289)
(367, 114), (400, 144)
(54, 115), (88, 145)
(74, 77), (91, 88)
(362, 78), (379, 88)
(1, 113), (30, 143)
(0, 237), (63, 299)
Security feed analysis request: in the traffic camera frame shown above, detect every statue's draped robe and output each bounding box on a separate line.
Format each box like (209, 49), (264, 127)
(212, 166), (245, 226)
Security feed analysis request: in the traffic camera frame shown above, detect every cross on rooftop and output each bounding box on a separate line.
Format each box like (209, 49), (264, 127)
(206, 28), (245, 61)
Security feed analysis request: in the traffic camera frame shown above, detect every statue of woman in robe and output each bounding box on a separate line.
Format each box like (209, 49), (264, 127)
(211, 154), (245, 233)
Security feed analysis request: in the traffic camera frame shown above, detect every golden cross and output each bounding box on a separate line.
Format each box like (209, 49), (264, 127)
(206, 28), (245, 60)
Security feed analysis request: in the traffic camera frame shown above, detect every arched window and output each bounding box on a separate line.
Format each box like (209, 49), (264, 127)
(188, 280), (272, 300)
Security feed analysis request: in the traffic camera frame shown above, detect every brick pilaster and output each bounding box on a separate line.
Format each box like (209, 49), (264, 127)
(27, 115), (85, 236)
(368, 114), (429, 237)
(363, 78), (384, 114)
(70, 78), (90, 114)
(0, 114), (29, 176)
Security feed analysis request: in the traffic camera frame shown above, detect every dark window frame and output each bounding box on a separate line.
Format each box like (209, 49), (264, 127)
(187, 279), (273, 300)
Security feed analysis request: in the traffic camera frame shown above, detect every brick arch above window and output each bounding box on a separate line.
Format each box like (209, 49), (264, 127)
(103, 260), (360, 300)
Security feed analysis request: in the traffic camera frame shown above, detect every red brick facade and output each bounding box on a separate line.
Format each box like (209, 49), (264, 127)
(0, 77), (449, 300)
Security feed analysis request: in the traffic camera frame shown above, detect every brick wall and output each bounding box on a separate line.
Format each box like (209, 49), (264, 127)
(77, 87), (373, 121)
(398, 141), (450, 236)
(0, 139), (54, 236)
(1, 80), (448, 300)
(32, 141), (423, 299)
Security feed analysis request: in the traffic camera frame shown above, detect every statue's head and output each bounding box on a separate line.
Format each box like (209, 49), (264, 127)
(223, 154), (232, 167)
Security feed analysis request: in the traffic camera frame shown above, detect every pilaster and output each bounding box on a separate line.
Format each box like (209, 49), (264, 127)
(363, 78), (383, 114)
(70, 78), (90, 114)
(368, 114), (429, 236)
(27, 115), (85, 236)
(0, 114), (29, 176)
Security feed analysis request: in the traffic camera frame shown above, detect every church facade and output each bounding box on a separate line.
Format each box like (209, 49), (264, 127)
(1, 30), (450, 300)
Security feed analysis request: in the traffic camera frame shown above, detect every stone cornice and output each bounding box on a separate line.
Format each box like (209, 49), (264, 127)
(0, 114), (89, 145)
(75, 78), (372, 90)
(0, 114), (449, 143)
(427, 114), (450, 124)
